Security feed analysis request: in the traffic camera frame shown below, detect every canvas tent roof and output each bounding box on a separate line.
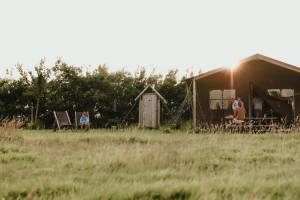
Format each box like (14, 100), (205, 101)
(135, 85), (167, 104)
(187, 54), (300, 80)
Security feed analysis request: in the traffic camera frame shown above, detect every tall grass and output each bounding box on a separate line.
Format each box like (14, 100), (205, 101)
(0, 118), (24, 143)
(1, 129), (300, 199)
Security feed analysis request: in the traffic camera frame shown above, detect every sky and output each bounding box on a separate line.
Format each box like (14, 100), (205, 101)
(0, 0), (300, 78)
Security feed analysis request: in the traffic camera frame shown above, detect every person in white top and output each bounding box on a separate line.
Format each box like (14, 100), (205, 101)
(232, 97), (244, 113)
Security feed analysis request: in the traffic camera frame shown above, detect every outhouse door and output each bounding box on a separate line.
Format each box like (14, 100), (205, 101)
(142, 93), (158, 128)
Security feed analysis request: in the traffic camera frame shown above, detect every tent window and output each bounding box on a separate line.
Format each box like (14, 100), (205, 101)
(209, 90), (222, 110)
(281, 89), (294, 97)
(268, 89), (280, 97)
(253, 97), (263, 110)
(223, 89), (236, 109)
(209, 89), (236, 110)
(268, 89), (294, 97)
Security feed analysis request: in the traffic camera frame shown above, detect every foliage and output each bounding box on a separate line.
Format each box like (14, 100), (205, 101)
(0, 60), (190, 128)
(16, 59), (51, 128)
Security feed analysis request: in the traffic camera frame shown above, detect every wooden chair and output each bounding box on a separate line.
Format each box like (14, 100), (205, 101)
(53, 111), (72, 131)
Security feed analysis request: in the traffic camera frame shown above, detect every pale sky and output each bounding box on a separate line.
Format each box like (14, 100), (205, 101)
(0, 0), (300, 78)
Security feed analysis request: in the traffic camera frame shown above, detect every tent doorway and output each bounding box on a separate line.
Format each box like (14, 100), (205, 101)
(251, 85), (294, 122)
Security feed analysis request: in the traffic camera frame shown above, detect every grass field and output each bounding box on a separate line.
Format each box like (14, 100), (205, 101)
(1, 129), (300, 200)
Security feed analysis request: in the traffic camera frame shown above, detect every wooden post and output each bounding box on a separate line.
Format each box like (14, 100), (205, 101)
(193, 78), (197, 128)
(139, 98), (142, 128)
(157, 97), (160, 128)
(292, 95), (296, 122)
(248, 81), (253, 118)
(66, 111), (72, 127)
(53, 111), (60, 130)
(75, 111), (78, 129)
(31, 102), (34, 124)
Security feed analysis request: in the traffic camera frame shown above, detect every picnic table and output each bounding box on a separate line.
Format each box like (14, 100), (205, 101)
(245, 117), (278, 133)
(245, 117), (277, 122)
(224, 116), (278, 133)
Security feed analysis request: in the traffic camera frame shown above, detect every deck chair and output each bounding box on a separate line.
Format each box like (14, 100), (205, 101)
(53, 111), (72, 131)
(75, 111), (90, 129)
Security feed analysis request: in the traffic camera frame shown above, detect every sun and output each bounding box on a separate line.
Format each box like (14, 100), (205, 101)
(228, 65), (238, 70)
(225, 59), (240, 71)
(226, 60), (240, 71)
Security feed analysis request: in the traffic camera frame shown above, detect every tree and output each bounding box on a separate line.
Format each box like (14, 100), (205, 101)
(0, 59), (190, 128)
(16, 59), (51, 127)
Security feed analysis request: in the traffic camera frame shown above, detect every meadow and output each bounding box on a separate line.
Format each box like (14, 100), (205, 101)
(1, 128), (300, 200)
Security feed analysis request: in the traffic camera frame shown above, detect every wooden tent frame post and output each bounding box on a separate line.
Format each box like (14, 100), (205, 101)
(248, 82), (253, 118)
(193, 77), (197, 128)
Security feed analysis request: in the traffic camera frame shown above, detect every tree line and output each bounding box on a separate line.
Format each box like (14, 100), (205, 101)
(0, 59), (192, 128)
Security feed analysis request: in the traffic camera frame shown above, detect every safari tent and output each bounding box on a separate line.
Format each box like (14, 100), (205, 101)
(187, 54), (300, 127)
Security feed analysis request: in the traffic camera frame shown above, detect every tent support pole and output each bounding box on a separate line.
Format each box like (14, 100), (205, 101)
(193, 77), (197, 128)
(248, 81), (253, 118)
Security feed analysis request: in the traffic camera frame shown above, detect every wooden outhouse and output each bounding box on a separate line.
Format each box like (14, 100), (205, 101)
(135, 85), (167, 128)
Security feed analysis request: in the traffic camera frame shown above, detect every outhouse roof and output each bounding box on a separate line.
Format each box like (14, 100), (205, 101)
(134, 85), (167, 104)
